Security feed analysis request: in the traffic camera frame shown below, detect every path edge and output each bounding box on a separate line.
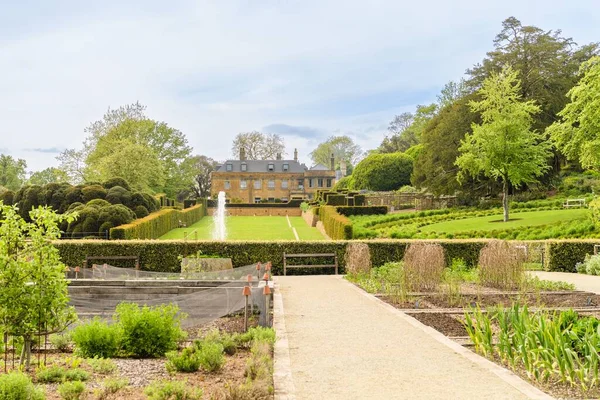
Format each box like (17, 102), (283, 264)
(339, 276), (554, 400)
(273, 285), (296, 400)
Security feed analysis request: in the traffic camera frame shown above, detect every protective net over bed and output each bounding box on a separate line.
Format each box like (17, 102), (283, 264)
(67, 263), (271, 328)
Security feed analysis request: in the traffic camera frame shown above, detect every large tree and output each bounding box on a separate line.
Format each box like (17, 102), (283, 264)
(0, 154), (27, 191)
(456, 66), (552, 222)
(547, 56), (600, 170)
(352, 152), (413, 191)
(379, 104), (437, 153)
(310, 135), (363, 170)
(187, 155), (218, 198)
(28, 167), (68, 186)
(231, 131), (285, 160)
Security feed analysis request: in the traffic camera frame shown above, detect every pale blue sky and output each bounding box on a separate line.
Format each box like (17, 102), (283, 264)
(0, 0), (598, 172)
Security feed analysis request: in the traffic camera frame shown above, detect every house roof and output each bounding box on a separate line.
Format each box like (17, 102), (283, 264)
(309, 163), (330, 171)
(215, 159), (308, 173)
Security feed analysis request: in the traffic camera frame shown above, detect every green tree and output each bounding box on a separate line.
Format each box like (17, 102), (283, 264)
(0, 205), (77, 369)
(28, 167), (68, 186)
(310, 135), (363, 170)
(547, 57), (600, 170)
(56, 148), (87, 183)
(188, 155), (218, 198)
(231, 131), (285, 160)
(379, 104), (437, 153)
(456, 66), (552, 222)
(352, 152), (413, 191)
(0, 154), (27, 191)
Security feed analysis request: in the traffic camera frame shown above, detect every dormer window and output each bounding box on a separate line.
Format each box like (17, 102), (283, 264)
(267, 163), (274, 171)
(226, 163), (233, 171)
(283, 163), (289, 171)
(241, 163), (247, 172)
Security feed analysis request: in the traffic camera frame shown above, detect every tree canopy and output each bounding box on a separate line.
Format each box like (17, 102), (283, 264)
(352, 152), (413, 191)
(310, 135), (363, 170)
(28, 167), (69, 186)
(0, 154), (27, 191)
(231, 131), (285, 160)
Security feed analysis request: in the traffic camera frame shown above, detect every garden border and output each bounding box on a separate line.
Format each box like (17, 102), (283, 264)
(339, 276), (554, 400)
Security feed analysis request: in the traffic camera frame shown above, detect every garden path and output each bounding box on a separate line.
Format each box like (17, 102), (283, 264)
(531, 271), (600, 294)
(274, 275), (548, 400)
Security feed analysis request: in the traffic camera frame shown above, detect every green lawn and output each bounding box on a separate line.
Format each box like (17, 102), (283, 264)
(160, 216), (325, 241)
(420, 209), (589, 233)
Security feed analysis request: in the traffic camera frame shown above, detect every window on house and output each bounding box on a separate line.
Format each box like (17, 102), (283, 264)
(268, 197), (275, 202)
(308, 179), (313, 188)
(298, 179), (304, 189)
(326, 178), (332, 188)
(226, 163), (233, 171)
(283, 163), (289, 171)
(267, 163), (274, 171)
(254, 180), (262, 189)
(254, 197), (261, 204)
(224, 181), (231, 190)
(240, 180), (247, 189)
(241, 163), (247, 171)
(318, 178), (324, 187)
(268, 180), (275, 189)
(281, 197), (288, 203)
(281, 180), (288, 189)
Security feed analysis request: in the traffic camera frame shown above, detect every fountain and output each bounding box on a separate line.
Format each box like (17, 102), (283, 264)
(212, 191), (227, 240)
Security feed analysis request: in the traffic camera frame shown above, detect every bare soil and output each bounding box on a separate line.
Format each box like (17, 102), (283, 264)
(408, 313), (467, 337)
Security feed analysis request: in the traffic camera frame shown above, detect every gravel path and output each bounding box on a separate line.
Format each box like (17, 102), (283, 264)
(275, 275), (539, 400)
(531, 271), (600, 294)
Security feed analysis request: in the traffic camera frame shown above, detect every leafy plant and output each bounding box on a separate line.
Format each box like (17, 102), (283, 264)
(50, 333), (72, 353)
(0, 372), (45, 400)
(57, 381), (86, 400)
(245, 341), (272, 381)
(87, 356), (117, 374)
(71, 318), (121, 358)
(144, 380), (202, 400)
(165, 347), (201, 373)
(36, 365), (67, 383)
(197, 341), (224, 372)
(64, 369), (89, 382)
(94, 377), (128, 399)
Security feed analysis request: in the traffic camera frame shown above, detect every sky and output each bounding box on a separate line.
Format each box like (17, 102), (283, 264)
(0, 0), (598, 173)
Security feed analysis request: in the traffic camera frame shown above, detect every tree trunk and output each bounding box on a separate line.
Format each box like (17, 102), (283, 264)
(503, 179), (509, 222)
(19, 336), (32, 371)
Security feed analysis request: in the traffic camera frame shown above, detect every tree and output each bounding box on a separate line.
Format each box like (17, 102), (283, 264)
(437, 79), (469, 108)
(547, 57), (600, 170)
(188, 155), (218, 198)
(56, 149), (87, 183)
(310, 135), (363, 170)
(0, 205), (77, 369)
(456, 66), (552, 222)
(231, 131), (285, 160)
(379, 104), (437, 153)
(28, 167), (68, 186)
(0, 154), (27, 191)
(352, 153), (413, 191)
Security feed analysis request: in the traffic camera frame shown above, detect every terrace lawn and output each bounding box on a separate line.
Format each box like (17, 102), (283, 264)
(420, 209), (589, 233)
(159, 216), (325, 241)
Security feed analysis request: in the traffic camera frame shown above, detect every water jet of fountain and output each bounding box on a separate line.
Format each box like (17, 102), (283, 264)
(212, 191), (227, 240)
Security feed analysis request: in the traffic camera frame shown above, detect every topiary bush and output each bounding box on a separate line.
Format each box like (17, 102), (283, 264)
(134, 205), (150, 218)
(81, 185), (107, 203)
(105, 186), (132, 207)
(102, 177), (131, 191)
(352, 152), (413, 191)
(319, 206), (353, 240)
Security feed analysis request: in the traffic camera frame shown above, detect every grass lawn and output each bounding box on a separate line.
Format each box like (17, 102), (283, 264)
(420, 209), (589, 233)
(160, 216), (325, 241)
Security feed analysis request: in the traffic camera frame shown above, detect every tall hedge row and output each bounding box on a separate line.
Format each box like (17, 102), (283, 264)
(109, 205), (205, 240)
(544, 240), (600, 272)
(319, 206), (353, 240)
(335, 206), (388, 216)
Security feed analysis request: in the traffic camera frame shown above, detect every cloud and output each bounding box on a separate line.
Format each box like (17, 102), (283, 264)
(23, 147), (65, 154)
(262, 124), (324, 139)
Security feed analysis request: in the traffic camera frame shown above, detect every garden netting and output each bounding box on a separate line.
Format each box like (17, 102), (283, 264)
(66, 263), (270, 328)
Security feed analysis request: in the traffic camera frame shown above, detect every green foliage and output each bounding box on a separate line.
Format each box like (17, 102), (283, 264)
(71, 318), (121, 358)
(326, 194), (346, 206)
(0, 154), (27, 191)
(319, 206), (353, 239)
(335, 206), (388, 216)
(110, 204), (205, 239)
(234, 327), (276, 348)
(590, 198), (600, 228)
(144, 380), (202, 400)
(28, 167), (68, 186)
(134, 205), (149, 218)
(525, 276), (575, 291)
(310, 135), (363, 170)
(102, 177), (131, 191)
(198, 329), (237, 355)
(36, 366), (88, 384)
(575, 254), (600, 275)
(115, 303), (185, 358)
(81, 185), (107, 203)
(332, 175), (353, 191)
(545, 240), (600, 272)
(64, 369), (90, 382)
(57, 381), (86, 400)
(165, 347), (201, 373)
(352, 152), (413, 191)
(196, 341), (224, 372)
(548, 57), (600, 170)
(96, 377), (128, 398)
(245, 341), (272, 381)
(87, 357), (117, 374)
(50, 333), (72, 352)
(0, 372), (45, 400)
(456, 65), (552, 222)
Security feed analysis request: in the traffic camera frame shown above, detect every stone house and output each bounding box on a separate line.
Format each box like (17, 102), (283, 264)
(211, 149), (337, 203)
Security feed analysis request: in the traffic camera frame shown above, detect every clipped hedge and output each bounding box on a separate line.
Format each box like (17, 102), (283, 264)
(335, 206), (388, 216)
(354, 195), (366, 206)
(110, 205), (205, 240)
(326, 194), (346, 206)
(319, 206), (353, 240)
(590, 197), (600, 227)
(544, 240), (600, 272)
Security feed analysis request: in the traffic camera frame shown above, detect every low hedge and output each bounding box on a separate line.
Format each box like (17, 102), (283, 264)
(319, 206), (353, 240)
(110, 205), (205, 240)
(327, 195), (347, 206)
(354, 195), (366, 206)
(335, 206), (388, 216)
(544, 240), (600, 272)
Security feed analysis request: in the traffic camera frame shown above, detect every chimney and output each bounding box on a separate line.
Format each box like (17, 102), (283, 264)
(294, 148), (298, 162)
(340, 160), (347, 177)
(330, 153), (335, 171)
(276, 153), (282, 160)
(240, 147), (246, 161)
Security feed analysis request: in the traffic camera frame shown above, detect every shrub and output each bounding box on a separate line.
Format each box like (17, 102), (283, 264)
(545, 240), (600, 272)
(319, 206), (352, 239)
(221, 381), (273, 400)
(102, 178), (131, 191)
(115, 303), (184, 358)
(335, 206), (388, 216)
(326, 194), (347, 206)
(144, 380), (202, 400)
(57, 381), (85, 400)
(105, 186), (132, 206)
(352, 152), (413, 191)
(64, 369), (89, 382)
(199, 329), (237, 356)
(36, 366), (66, 383)
(0, 372), (45, 400)
(71, 318), (121, 358)
(81, 185), (107, 203)
(96, 377), (128, 399)
(197, 342), (224, 372)
(403, 243), (445, 291)
(344, 242), (371, 275)
(478, 240), (525, 290)
(235, 327), (276, 348)
(134, 205), (150, 218)
(166, 347), (201, 373)
(50, 333), (71, 352)
(245, 341), (272, 381)
(87, 357), (117, 374)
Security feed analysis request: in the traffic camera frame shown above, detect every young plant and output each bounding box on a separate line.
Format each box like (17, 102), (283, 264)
(165, 347), (201, 373)
(87, 356), (117, 374)
(0, 372), (45, 400)
(57, 381), (86, 400)
(94, 377), (129, 400)
(50, 333), (72, 353)
(144, 380), (202, 400)
(197, 342), (224, 372)
(71, 318), (121, 358)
